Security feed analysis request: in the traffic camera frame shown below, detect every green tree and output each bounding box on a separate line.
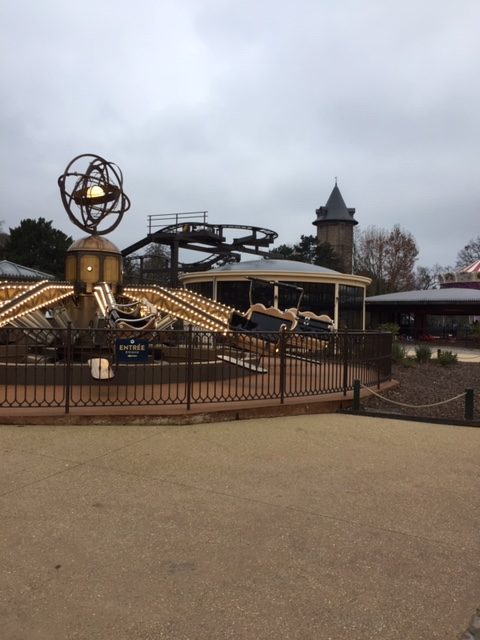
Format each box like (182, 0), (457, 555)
(269, 235), (341, 270)
(0, 231), (8, 258)
(268, 243), (295, 260)
(316, 242), (342, 271)
(0, 219), (8, 259)
(294, 235), (319, 263)
(3, 218), (72, 278)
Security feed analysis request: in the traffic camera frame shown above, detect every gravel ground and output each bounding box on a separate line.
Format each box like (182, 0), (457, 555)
(362, 360), (480, 423)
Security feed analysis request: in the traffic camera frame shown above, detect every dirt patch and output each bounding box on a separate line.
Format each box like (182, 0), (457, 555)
(363, 361), (480, 422)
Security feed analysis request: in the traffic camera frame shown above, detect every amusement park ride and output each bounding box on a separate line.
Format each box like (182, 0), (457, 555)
(0, 154), (333, 377)
(122, 211), (280, 286)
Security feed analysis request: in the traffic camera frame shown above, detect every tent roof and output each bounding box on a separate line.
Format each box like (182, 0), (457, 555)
(0, 260), (54, 280)
(367, 287), (480, 306)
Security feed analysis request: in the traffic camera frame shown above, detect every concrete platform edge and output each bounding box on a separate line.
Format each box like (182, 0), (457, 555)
(0, 380), (398, 426)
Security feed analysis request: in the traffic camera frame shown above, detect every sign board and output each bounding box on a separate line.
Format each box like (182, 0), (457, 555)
(115, 338), (149, 363)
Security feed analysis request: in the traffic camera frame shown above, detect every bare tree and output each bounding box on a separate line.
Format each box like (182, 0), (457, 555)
(354, 225), (418, 295)
(123, 243), (170, 284)
(456, 236), (480, 268)
(414, 264), (450, 289)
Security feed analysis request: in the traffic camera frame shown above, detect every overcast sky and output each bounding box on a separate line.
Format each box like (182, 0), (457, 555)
(1, 0), (479, 269)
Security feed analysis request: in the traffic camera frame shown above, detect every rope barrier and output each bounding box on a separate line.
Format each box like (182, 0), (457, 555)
(360, 382), (466, 409)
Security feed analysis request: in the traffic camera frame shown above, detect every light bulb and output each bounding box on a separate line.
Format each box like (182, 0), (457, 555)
(86, 185), (105, 199)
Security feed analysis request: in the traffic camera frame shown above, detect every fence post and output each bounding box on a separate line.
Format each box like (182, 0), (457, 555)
(374, 332), (390, 388)
(279, 326), (286, 404)
(342, 329), (349, 396)
(353, 379), (361, 411)
(186, 325), (193, 411)
(387, 332), (393, 381)
(465, 388), (474, 421)
(64, 322), (72, 414)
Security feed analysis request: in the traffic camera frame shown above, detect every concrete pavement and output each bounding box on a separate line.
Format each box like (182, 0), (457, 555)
(1, 414), (479, 639)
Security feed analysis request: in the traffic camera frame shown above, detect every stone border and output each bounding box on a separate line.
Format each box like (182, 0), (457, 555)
(459, 607), (480, 639)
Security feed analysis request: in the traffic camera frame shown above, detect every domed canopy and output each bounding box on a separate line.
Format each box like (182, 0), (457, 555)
(65, 235), (123, 293)
(212, 259), (341, 275)
(180, 258), (370, 288)
(68, 235), (121, 254)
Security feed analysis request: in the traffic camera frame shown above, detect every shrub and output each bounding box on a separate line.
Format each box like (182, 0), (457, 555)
(415, 344), (432, 363)
(401, 356), (416, 368)
(471, 323), (480, 336)
(392, 341), (407, 363)
(437, 350), (458, 366)
(378, 322), (400, 336)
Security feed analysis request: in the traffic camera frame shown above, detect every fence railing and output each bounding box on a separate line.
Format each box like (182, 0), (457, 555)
(0, 327), (392, 413)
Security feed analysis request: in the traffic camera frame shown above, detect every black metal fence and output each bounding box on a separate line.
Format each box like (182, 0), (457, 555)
(0, 326), (392, 412)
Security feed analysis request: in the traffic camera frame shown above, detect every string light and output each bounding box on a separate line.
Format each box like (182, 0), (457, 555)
(0, 285), (74, 327)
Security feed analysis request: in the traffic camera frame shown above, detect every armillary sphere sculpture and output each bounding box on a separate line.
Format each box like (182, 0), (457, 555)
(58, 153), (131, 235)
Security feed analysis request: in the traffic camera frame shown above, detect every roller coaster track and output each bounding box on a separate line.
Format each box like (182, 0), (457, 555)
(122, 222), (278, 261)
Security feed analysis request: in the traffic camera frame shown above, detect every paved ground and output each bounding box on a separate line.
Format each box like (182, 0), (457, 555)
(1, 414), (479, 639)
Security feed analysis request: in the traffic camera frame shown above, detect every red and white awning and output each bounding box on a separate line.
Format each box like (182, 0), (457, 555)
(461, 260), (480, 273)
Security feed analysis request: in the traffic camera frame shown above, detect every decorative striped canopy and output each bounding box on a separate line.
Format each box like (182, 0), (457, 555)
(461, 260), (480, 273)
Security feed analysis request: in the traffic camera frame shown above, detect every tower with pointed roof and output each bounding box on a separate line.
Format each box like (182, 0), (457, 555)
(312, 181), (357, 273)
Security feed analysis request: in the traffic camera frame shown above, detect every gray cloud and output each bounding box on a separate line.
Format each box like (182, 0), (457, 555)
(1, 0), (479, 268)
